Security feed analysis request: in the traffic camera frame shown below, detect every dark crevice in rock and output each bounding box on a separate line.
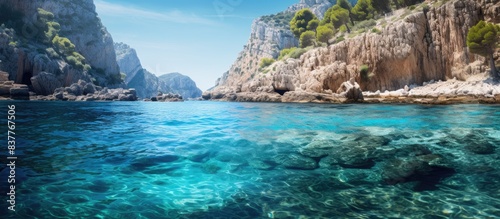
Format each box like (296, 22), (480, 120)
(274, 88), (289, 96)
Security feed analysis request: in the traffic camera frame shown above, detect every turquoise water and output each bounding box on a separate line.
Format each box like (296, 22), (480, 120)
(1, 101), (499, 218)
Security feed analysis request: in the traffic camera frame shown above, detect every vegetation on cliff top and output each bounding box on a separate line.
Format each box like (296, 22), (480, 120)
(467, 21), (500, 78)
(0, 6), (123, 86)
(285, 0), (427, 51)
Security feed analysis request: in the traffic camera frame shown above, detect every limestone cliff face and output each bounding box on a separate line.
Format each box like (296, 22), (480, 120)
(114, 42), (202, 99)
(127, 69), (171, 99)
(208, 0), (499, 99)
(0, 0), (121, 95)
(214, 0), (334, 88)
(158, 73), (202, 99)
(114, 42), (169, 98)
(114, 43), (142, 84)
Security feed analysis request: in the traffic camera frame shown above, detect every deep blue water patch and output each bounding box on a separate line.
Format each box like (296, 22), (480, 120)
(0, 101), (499, 218)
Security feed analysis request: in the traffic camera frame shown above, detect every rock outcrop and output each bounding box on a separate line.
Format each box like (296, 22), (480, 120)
(51, 80), (137, 101)
(114, 42), (202, 99)
(336, 78), (364, 102)
(0, 71), (34, 100)
(158, 73), (202, 99)
(114, 43), (142, 84)
(214, 0), (334, 89)
(0, 0), (122, 89)
(150, 92), (183, 102)
(206, 0), (500, 103)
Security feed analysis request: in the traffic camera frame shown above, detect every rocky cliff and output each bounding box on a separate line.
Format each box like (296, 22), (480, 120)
(158, 73), (202, 99)
(206, 0), (500, 102)
(114, 42), (202, 99)
(114, 42), (142, 84)
(214, 0), (335, 88)
(0, 0), (122, 96)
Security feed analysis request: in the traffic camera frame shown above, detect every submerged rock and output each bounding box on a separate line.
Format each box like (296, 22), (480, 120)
(299, 139), (338, 158)
(462, 132), (496, 155)
(273, 154), (318, 170)
(248, 159), (276, 170)
(381, 153), (455, 190)
(322, 143), (377, 169)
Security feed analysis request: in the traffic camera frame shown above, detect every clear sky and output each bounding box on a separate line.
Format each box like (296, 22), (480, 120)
(95, 0), (298, 91)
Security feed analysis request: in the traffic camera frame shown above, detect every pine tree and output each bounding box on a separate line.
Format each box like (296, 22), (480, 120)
(467, 21), (500, 78)
(290, 9), (320, 39)
(352, 0), (375, 21)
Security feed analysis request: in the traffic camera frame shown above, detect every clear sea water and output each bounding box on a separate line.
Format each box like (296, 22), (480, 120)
(0, 101), (499, 219)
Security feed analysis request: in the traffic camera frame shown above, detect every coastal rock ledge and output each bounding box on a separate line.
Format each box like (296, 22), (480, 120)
(0, 71), (139, 101)
(204, 0), (500, 104)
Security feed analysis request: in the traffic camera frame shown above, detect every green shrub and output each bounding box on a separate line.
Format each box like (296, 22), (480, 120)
(352, 0), (375, 21)
(278, 48), (294, 60)
(45, 48), (60, 58)
(336, 36), (345, 43)
(66, 55), (78, 66)
(339, 25), (348, 33)
(409, 5), (416, 10)
(290, 9), (319, 38)
(360, 64), (374, 81)
(316, 25), (335, 44)
(371, 28), (381, 34)
(352, 19), (377, 32)
(300, 30), (316, 48)
(37, 8), (54, 20)
(83, 64), (91, 71)
(289, 48), (307, 59)
(259, 57), (275, 69)
(52, 36), (76, 54)
(120, 73), (127, 80)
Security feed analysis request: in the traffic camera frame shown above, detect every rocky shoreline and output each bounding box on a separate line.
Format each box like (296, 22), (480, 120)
(204, 74), (500, 104)
(0, 71), (184, 102)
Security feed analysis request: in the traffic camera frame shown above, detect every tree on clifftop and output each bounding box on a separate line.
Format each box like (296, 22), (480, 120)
(290, 9), (319, 39)
(467, 21), (500, 78)
(322, 5), (351, 33)
(352, 0), (375, 21)
(337, 0), (354, 25)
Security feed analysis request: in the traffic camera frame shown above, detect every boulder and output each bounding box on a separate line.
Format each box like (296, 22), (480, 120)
(66, 84), (83, 96)
(0, 84), (12, 95)
(381, 154), (455, 190)
(83, 84), (96, 95)
(10, 84), (30, 100)
(337, 78), (364, 101)
(30, 72), (62, 95)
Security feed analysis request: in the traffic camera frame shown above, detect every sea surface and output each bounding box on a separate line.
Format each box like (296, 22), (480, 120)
(0, 101), (499, 219)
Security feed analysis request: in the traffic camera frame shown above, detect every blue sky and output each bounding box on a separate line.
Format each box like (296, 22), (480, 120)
(95, 0), (298, 91)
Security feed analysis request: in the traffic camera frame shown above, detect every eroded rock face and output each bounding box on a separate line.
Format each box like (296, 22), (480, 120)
(158, 73), (202, 99)
(0, 0), (121, 93)
(213, 0), (333, 89)
(114, 43), (142, 84)
(30, 72), (62, 95)
(336, 78), (363, 102)
(207, 0), (500, 101)
(114, 43), (202, 99)
(52, 80), (138, 101)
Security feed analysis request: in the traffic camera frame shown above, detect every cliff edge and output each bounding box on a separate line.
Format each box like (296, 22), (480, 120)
(0, 0), (122, 98)
(205, 0), (500, 103)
